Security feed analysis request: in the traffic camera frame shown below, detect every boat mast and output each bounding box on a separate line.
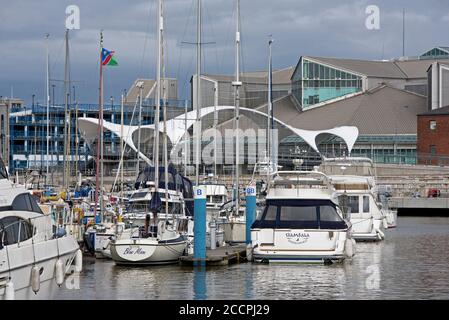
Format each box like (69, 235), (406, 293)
(94, 31), (104, 221)
(45, 33), (50, 186)
(213, 82), (218, 178)
(154, 0), (162, 194)
(63, 30), (70, 190)
(120, 93), (124, 199)
(195, 0), (202, 186)
(233, 0), (242, 216)
(136, 84), (143, 179)
(267, 36), (273, 178)
(269, 37), (275, 171)
(160, 0), (169, 218)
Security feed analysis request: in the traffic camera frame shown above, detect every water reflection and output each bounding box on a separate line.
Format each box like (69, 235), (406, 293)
(58, 218), (449, 300)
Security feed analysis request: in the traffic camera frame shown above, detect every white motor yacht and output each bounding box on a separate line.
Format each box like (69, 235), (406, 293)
(320, 157), (395, 229)
(251, 171), (355, 264)
(330, 175), (386, 241)
(0, 158), (82, 300)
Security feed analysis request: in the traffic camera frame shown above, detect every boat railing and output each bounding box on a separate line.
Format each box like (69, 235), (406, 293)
(269, 171), (333, 190)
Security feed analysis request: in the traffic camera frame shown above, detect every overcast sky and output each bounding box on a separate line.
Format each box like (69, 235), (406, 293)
(1, 0), (449, 105)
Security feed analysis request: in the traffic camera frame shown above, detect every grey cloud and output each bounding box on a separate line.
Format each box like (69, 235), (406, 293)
(1, 0), (449, 105)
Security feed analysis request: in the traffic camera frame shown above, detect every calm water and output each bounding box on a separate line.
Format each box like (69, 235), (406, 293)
(57, 217), (449, 300)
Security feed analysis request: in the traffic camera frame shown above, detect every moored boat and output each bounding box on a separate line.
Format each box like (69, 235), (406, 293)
(251, 171), (355, 264)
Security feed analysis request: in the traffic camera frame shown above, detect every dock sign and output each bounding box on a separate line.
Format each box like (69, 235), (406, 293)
(194, 186), (207, 200)
(246, 186), (256, 197)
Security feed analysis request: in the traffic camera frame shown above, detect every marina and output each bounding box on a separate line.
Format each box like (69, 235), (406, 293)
(1, 0), (449, 303)
(57, 217), (449, 300)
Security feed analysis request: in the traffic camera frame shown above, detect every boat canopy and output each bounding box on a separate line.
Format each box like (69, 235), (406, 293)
(252, 199), (348, 230)
(135, 164), (194, 216)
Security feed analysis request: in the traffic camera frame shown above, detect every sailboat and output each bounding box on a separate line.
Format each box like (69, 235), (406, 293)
(215, 0), (247, 244)
(109, 0), (188, 265)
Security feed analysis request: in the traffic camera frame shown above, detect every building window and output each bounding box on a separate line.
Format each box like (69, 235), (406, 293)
(430, 145), (437, 155)
(430, 120), (437, 130)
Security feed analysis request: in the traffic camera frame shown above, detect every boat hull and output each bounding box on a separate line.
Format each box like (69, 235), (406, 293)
(351, 218), (385, 241)
(251, 229), (351, 264)
(0, 237), (80, 300)
(110, 238), (187, 265)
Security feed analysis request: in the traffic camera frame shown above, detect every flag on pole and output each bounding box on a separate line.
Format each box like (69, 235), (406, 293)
(101, 48), (118, 66)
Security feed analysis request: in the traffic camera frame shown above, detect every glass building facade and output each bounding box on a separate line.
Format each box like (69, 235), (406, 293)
(278, 134), (418, 169)
(9, 99), (188, 173)
(292, 58), (363, 109)
(420, 47), (449, 59)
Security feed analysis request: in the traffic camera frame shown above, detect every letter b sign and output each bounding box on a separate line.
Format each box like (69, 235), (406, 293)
(365, 5), (380, 30)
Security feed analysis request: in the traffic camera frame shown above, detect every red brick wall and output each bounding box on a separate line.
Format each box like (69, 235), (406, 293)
(417, 114), (449, 165)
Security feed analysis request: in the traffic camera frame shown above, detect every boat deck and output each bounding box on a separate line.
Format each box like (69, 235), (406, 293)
(179, 244), (248, 266)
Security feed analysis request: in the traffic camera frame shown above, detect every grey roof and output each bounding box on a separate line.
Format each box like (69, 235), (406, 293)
(126, 79), (156, 103)
(304, 56), (407, 78)
(419, 106), (449, 116)
(253, 85), (426, 135)
(204, 67), (294, 85)
(302, 56), (449, 80)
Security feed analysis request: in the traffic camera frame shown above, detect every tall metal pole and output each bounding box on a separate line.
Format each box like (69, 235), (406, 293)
(75, 103), (79, 179)
(94, 31), (104, 220)
(120, 93), (124, 198)
(213, 82), (218, 178)
(233, 0), (242, 216)
(195, 0), (202, 186)
(184, 100), (188, 177)
(136, 86), (143, 178)
(268, 37), (275, 169)
(402, 9), (406, 58)
(45, 33), (50, 185)
(161, 0), (169, 218)
(63, 29), (70, 190)
(154, 0), (162, 192)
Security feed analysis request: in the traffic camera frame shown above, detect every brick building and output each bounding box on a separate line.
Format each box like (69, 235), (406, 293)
(417, 106), (449, 165)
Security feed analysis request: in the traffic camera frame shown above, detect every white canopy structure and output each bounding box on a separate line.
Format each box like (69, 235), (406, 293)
(77, 105), (359, 165)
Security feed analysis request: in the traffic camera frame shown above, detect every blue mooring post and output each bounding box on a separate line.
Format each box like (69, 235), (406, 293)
(194, 185), (207, 262)
(245, 185), (256, 245)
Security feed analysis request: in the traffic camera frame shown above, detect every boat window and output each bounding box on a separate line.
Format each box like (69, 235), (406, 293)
(341, 196), (359, 214)
(363, 196), (370, 213)
(11, 193), (43, 214)
(0, 216), (34, 247)
(264, 205), (277, 221)
(131, 192), (148, 199)
(280, 206), (317, 221)
(319, 206), (343, 222)
(128, 202), (149, 213)
(253, 199), (347, 230)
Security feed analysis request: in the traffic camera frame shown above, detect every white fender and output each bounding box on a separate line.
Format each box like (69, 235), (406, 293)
(246, 244), (253, 261)
(31, 265), (40, 294)
(375, 227), (385, 240)
(5, 280), (15, 300)
(74, 249), (83, 273)
(344, 238), (354, 258)
(382, 217), (388, 229)
(55, 259), (64, 286)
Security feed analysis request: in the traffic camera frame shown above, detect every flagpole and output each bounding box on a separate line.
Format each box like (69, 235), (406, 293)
(45, 33), (50, 186)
